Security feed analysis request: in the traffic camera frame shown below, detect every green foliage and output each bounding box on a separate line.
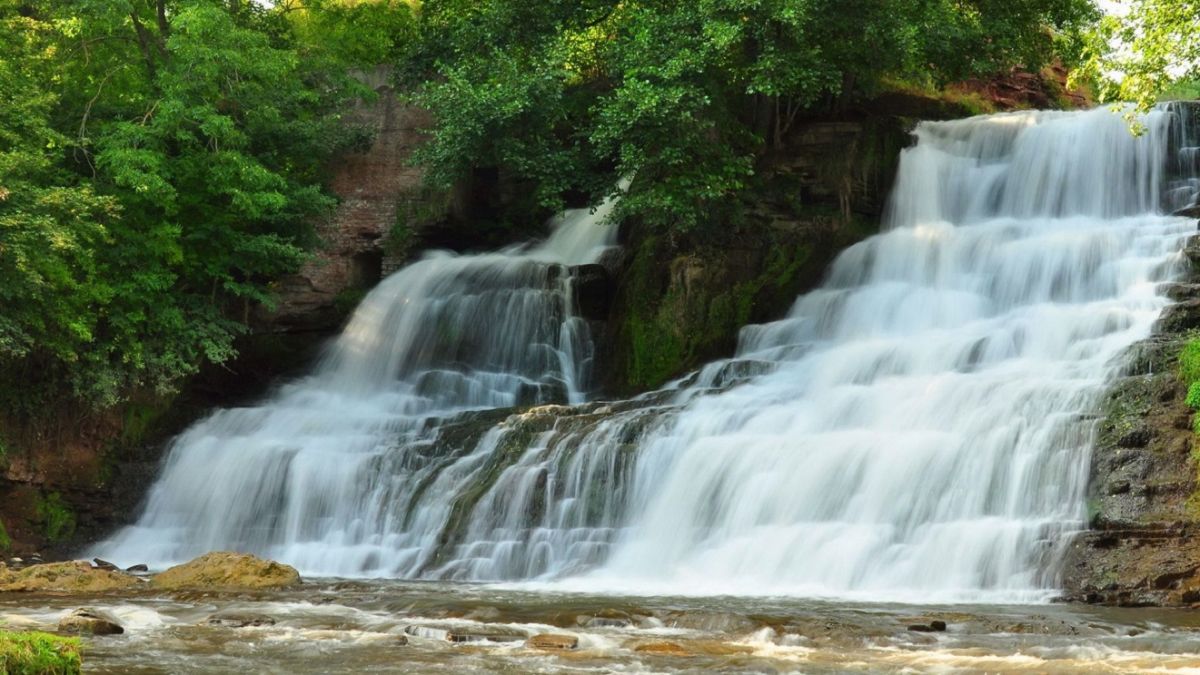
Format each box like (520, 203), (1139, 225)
(0, 631), (81, 675)
(403, 0), (1097, 230)
(0, 518), (10, 554)
(34, 492), (75, 544)
(0, 0), (390, 412)
(1074, 0), (1200, 113)
(1179, 339), (1200, 390)
(1187, 381), (1200, 411)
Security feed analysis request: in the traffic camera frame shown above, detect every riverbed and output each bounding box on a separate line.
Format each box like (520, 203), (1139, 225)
(4, 580), (1200, 673)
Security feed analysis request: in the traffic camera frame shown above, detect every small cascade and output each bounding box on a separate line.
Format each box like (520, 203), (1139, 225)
(94, 196), (620, 575)
(99, 106), (1200, 601)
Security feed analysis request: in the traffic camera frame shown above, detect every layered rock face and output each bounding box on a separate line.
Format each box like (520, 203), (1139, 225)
(263, 67), (436, 332)
(1062, 235), (1200, 606)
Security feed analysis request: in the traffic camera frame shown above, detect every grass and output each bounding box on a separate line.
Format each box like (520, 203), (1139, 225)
(0, 631), (82, 675)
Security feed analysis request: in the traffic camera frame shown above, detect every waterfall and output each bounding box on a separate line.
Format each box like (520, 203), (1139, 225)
(99, 107), (1199, 601)
(94, 195), (620, 575)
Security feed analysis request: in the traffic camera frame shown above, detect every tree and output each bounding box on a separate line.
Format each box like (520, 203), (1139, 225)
(402, 0), (1099, 231)
(0, 0), (403, 409)
(1075, 0), (1200, 111)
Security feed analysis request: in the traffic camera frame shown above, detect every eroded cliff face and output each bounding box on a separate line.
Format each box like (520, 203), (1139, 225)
(262, 68), (438, 333)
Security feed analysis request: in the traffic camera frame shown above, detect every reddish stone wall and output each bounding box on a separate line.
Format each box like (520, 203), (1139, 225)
(263, 68), (436, 331)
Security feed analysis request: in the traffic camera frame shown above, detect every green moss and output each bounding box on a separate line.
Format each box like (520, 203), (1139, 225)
(619, 237), (816, 391)
(0, 518), (10, 554)
(34, 492), (75, 544)
(1180, 339), (1200, 390)
(1177, 339), (1200, 515)
(0, 631), (82, 675)
(333, 288), (368, 316)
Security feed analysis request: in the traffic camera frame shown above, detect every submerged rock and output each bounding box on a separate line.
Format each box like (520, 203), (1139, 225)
(446, 630), (524, 643)
(150, 552), (300, 591)
(58, 607), (124, 635)
(0, 561), (139, 593)
(526, 633), (578, 650)
(403, 625), (449, 640)
(205, 613), (276, 628)
(632, 641), (689, 656)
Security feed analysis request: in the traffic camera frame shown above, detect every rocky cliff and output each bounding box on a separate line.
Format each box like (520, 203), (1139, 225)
(1061, 235), (1200, 607)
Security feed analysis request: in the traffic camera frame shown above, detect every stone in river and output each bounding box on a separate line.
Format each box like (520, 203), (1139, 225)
(58, 607), (124, 635)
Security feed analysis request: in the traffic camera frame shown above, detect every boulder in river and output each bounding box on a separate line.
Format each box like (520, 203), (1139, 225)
(150, 552), (300, 591)
(58, 607), (124, 635)
(526, 633), (579, 650)
(0, 561), (139, 593)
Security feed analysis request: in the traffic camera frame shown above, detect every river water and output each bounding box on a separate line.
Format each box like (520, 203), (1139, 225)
(4, 581), (1200, 673)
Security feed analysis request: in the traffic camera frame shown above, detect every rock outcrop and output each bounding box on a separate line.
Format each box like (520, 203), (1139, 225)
(150, 552), (300, 591)
(0, 561), (139, 593)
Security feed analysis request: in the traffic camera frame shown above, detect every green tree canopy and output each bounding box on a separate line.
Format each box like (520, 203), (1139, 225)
(0, 0), (413, 410)
(1075, 0), (1200, 111)
(402, 0), (1098, 230)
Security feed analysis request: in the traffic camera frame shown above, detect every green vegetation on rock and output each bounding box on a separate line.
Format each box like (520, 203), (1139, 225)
(0, 631), (81, 675)
(34, 492), (74, 544)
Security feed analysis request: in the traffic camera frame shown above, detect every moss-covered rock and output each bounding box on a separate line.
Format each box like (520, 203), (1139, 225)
(603, 114), (910, 393)
(0, 561), (139, 593)
(0, 631), (82, 675)
(150, 552), (300, 591)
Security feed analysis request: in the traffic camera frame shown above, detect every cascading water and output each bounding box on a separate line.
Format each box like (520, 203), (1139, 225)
(99, 106), (1200, 602)
(94, 196), (620, 575)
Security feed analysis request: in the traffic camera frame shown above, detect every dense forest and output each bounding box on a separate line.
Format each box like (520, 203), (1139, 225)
(0, 0), (1195, 416)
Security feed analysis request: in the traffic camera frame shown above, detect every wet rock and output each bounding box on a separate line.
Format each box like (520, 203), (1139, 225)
(395, 634), (409, 646)
(1173, 204), (1200, 218)
(206, 613), (277, 628)
(446, 630), (524, 643)
(1157, 299), (1200, 333)
(908, 624), (936, 632)
(930, 620), (947, 631)
(526, 633), (579, 650)
(1117, 428), (1152, 448)
(150, 552), (300, 591)
(125, 564), (149, 573)
(0, 561), (139, 593)
(92, 558), (119, 572)
(58, 607), (124, 635)
(664, 610), (759, 633)
(403, 625), (449, 640)
(581, 616), (631, 629)
(633, 641), (689, 656)
(570, 263), (614, 321)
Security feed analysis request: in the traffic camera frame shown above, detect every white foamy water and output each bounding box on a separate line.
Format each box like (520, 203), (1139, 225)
(580, 108), (1194, 600)
(94, 194), (620, 574)
(98, 107), (1199, 602)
